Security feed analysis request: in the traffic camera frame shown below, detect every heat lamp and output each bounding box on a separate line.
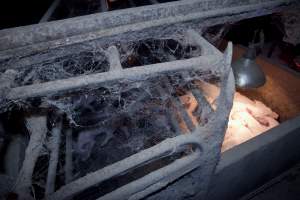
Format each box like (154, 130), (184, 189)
(232, 31), (266, 89)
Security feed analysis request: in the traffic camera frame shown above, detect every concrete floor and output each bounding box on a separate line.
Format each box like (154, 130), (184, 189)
(241, 164), (300, 200)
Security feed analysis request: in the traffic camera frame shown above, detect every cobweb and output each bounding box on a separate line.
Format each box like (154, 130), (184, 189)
(14, 49), (109, 86)
(116, 37), (201, 68)
(9, 35), (201, 86)
(1, 34), (220, 200)
(39, 68), (218, 199)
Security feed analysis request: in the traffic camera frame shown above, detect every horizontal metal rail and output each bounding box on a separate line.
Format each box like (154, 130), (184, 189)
(7, 55), (221, 100)
(6, 30), (222, 100)
(47, 133), (204, 200)
(0, 0), (295, 52)
(0, 0), (295, 63)
(99, 150), (202, 200)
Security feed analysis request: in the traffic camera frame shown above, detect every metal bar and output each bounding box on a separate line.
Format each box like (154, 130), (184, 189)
(0, 0), (294, 53)
(165, 108), (182, 135)
(155, 85), (182, 135)
(7, 54), (222, 100)
(98, 150), (202, 200)
(191, 89), (214, 124)
(48, 133), (203, 200)
(14, 116), (47, 198)
(172, 96), (195, 132)
(100, 0), (109, 12)
(3, 30), (234, 200)
(0, 122), (5, 157)
(186, 29), (222, 57)
(127, 150), (202, 200)
(161, 78), (195, 132)
(149, 0), (159, 4)
(45, 120), (62, 195)
(0, 70), (17, 104)
(106, 46), (122, 71)
(39, 0), (61, 23)
(135, 43), (235, 200)
(65, 129), (73, 184)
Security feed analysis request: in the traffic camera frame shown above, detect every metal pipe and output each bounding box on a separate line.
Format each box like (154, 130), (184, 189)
(0, 0), (294, 57)
(46, 119), (62, 196)
(98, 150), (202, 200)
(39, 0), (61, 23)
(47, 134), (203, 200)
(65, 129), (73, 184)
(7, 55), (221, 100)
(100, 0), (109, 12)
(14, 115), (47, 199)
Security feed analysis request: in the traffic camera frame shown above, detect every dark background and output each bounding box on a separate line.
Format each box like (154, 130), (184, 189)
(0, 0), (52, 29)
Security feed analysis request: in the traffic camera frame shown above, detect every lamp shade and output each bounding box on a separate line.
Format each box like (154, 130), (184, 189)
(232, 47), (266, 89)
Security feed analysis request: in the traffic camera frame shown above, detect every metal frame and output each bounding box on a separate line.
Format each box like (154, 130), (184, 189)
(0, 0), (295, 56)
(6, 30), (222, 100)
(12, 30), (234, 200)
(0, 0), (297, 199)
(0, 28), (234, 199)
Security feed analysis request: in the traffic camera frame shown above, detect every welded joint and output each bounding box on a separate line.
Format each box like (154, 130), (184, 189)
(186, 29), (222, 57)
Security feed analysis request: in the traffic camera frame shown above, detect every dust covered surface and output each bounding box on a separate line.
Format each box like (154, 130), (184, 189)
(17, 71), (218, 199)
(0, 30), (223, 199)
